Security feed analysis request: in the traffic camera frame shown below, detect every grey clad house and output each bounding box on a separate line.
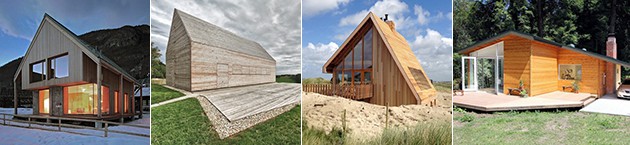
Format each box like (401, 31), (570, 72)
(166, 9), (276, 92)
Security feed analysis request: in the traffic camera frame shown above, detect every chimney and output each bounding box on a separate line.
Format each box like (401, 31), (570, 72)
(605, 0), (619, 94)
(384, 14), (395, 30)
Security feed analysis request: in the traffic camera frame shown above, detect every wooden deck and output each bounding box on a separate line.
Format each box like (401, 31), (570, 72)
(198, 83), (300, 121)
(453, 91), (597, 111)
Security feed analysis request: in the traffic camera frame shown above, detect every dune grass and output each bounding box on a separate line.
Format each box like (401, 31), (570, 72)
(454, 108), (630, 144)
(151, 98), (301, 144)
(302, 121), (452, 145)
(150, 83), (185, 104)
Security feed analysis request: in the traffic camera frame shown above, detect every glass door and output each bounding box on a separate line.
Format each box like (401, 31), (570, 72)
(462, 57), (478, 91)
(497, 57), (504, 94)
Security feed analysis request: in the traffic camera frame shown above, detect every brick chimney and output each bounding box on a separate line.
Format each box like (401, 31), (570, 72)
(605, 0), (620, 94)
(386, 21), (395, 30)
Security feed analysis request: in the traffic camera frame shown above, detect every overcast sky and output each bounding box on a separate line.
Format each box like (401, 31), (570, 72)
(151, 0), (302, 75)
(0, 0), (149, 66)
(302, 0), (453, 81)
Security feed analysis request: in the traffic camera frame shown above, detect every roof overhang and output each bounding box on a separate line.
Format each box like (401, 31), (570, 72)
(458, 30), (630, 68)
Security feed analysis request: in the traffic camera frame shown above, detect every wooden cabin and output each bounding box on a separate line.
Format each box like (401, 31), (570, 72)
(12, 14), (142, 121)
(321, 12), (437, 106)
(458, 31), (630, 97)
(166, 9), (276, 92)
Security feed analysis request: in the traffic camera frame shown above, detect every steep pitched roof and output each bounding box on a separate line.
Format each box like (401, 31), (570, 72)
(174, 9), (275, 62)
(458, 30), (630, 67)
(323, 12), (435, 102)
(14, 13), (138, 83)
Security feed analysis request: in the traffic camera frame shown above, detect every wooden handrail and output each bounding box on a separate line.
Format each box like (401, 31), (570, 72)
(303, 84), (373, 100)
(0, 113), (149, 137)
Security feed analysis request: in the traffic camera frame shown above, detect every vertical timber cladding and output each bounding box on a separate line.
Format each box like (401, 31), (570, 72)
(502, 36), (532, 95)
(370, 25), (416, 106)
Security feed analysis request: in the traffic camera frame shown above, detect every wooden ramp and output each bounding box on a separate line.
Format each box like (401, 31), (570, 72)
(198, 83), (301, 121)
(453, 91), (594, 111)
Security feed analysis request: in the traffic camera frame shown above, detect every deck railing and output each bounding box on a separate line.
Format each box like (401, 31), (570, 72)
(303, 84), (373, 100)
(0, 113), (149, 138)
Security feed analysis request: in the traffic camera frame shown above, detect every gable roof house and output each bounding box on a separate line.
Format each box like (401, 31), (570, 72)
(166, 9), (276, 92)
(322, 12), (437, 106)
(458, 30), (630, 98)
(12, 14), (142, 121)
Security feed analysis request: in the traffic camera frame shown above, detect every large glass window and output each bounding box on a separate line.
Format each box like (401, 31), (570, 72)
(30, 61), (46, 83)
(39, 89), (49, 114)
(333, 27), (374, 85)
(363, 29), (373, 69)
(49, 54), (69, 79)
(353, 40), (363, 69)
(63, 84), (109, 115)
(114, 91), (119, 113)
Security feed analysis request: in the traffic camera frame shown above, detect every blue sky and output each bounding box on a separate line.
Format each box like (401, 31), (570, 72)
(302, 0), (453, 81)
(0, 0), (149, 66)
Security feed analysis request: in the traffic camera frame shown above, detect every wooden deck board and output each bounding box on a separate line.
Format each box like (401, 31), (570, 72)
(453, 91), (594, 111)
(199, 83), (300, 121)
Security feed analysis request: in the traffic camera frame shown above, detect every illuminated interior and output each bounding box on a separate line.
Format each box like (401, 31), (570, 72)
(114, 91), (119, 113)
(63, 83), (110, 115)
(38, 89), (49, 114)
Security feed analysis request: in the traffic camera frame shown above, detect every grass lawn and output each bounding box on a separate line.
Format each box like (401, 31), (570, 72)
(276, 76), (296, 83)
(454, 107), (630, 144)
(151, 98), (301, 144)
(303, 121), (451, 145)
(151, 83), (185, 104)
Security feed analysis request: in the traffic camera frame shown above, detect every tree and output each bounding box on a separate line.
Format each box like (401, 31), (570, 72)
(151, 42), (166, 78)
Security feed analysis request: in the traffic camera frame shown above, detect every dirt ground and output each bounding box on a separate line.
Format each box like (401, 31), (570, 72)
(302, 91), (452, 139)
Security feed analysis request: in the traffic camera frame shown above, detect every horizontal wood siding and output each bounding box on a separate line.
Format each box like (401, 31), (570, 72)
(190, 42), (275, 91)
(502, 38), (532, 94)
(165, 12), (192, 91)
(530, 42), (558, 96)
(557, 49), (604, 96)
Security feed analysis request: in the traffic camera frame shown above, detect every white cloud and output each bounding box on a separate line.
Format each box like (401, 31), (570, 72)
(302, 42), (338, 78)
(339, 0), (409, 27)
(410, 29), (453, 81)
(151, 0), (302, 75)
(303, 0), (350, 17)
(414, 5), (429, 25)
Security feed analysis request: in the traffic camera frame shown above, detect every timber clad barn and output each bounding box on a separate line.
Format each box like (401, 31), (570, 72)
(12, 14), (142, 120)
(166, 9), (276, 92)
(322, 12), (437, 106)
(458, 31), (630, 97)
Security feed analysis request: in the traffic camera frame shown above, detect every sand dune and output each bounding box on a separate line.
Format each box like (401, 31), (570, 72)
(302, 91), (452, 138)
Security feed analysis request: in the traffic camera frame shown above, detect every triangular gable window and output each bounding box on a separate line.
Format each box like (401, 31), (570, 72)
(333, 28), (373, 85)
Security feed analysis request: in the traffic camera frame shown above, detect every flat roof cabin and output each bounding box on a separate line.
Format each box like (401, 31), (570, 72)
(458, 31), (630, 97)
(12, 14), (142, 121)
(166, 9), (276, 92)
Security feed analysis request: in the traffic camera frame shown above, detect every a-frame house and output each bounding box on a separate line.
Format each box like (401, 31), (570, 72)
(323, 12), (437, 106)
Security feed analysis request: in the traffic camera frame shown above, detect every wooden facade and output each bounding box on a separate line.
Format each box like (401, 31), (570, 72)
(166, 9), (276, 92)
(459, 31), (629, 98)
(12, 14), (140, 120)
(321, 12), (437, 106)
